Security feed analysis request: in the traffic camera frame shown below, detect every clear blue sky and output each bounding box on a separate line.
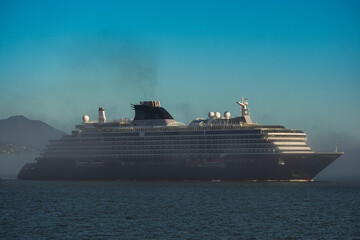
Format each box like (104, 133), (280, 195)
(0, 0), (359, 151)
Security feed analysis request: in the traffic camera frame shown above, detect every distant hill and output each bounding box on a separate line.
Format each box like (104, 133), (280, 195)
(0, 115), (66, 152)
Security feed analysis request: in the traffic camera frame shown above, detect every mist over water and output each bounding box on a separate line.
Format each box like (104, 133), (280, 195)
(0, 154), (35, 178)
(314, 149), (360, 181)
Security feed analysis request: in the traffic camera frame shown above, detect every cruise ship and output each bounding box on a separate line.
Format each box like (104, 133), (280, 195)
(18, 98), (342, 180)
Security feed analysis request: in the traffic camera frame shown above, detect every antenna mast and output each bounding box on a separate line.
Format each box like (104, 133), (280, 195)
(236, 97), (249, 117)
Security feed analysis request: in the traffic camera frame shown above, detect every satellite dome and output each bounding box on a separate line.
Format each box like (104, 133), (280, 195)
(224, 111), (231, 119)
(215, 112), (221, 119)
(208, 112), (215, 118)
(83, 115), (90, 123)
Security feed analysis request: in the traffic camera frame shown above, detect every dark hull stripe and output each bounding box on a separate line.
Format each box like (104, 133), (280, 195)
(18, 153), (342, 181)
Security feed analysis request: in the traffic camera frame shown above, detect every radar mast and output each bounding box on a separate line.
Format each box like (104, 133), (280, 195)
(236, 97), (249, 117)
(236, 97), (253, 124)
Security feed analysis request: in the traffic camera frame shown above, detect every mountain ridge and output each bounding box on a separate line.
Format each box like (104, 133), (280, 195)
(0, 115), (66, 152)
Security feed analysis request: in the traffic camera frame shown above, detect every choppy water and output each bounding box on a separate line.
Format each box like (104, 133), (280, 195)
(1, 180), (359, 240)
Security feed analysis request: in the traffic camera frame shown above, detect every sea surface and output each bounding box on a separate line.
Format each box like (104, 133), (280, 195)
(1, 180), (359, 240)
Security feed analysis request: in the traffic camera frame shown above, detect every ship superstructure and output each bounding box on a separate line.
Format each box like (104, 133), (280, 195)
(18, 99), (342, 180)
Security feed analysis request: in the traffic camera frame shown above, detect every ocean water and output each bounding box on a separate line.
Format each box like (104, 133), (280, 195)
(1, 180), (359, 240)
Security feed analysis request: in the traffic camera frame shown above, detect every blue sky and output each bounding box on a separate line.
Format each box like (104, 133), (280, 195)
(0, 0), (359, 151)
